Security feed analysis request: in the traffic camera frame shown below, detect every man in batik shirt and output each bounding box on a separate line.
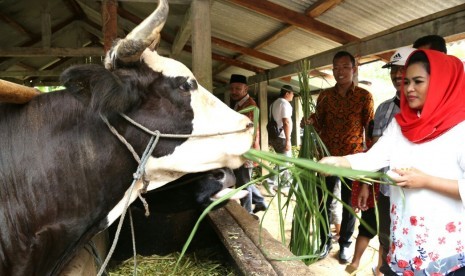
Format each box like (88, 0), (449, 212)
(303, 51), (374, 262)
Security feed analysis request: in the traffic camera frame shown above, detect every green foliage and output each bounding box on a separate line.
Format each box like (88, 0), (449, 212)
(35, 86), (64, 93)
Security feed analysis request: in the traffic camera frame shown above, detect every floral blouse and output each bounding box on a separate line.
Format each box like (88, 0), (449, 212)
(346, 119), (465, 275)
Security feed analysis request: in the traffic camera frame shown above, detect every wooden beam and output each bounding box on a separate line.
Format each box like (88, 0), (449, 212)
(305, 0), (344, 17)
(0, 71), (63, 78)
(377, 51), (395, 63)
(191, 0), (213, 90)
(212, 26), (294, 76)
(41, 0), (52, 48)
(227, 0), (358, 44)
(0, 17), (77, 70)
(248, 7), (465, 85)
(117, 6), (142, 24)
(0, 12), (35, 38)
(0, 47), (104, 57)
(63, 0), (86, 19)
(16, 62), (38, 71)
(213, 0), (348, 76)
(171, 5), (192, 57)
(102, 0), (118, 52)
(212, 37), (289, 66)
(212, 52), (264, 73)
(116, 0), (191, 3)
(253, 26), (296, 50)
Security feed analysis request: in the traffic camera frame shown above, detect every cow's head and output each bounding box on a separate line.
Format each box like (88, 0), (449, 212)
(61, 0), (253, 193)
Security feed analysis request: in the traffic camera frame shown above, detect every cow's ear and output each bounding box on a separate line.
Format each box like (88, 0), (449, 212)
(61, 64), (138, 115)
(60, 64), (95, 106)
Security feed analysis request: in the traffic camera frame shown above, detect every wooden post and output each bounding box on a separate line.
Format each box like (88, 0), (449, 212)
(41, 0), (51, 48)
(258, 81), (269, 176)
(293, 96), (303, 147)
(102, 0), (118, 53)
(191, 0), (212, 91)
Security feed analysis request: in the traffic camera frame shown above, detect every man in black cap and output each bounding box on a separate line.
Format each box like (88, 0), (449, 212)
(229, 74), (267, 214)
(267, 85), (295, 192)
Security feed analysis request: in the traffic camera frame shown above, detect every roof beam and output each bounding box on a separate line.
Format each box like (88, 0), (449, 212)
(41, 0), (52, 48)
(214, 0), (346, 76)
(171, 5), (192, 57)
(178, 44), (264, 73)
(248, 6), (465, 85)
(305, 0), (343, 17)
(63, 0), (86, 18)
(0, 47), (104, 57)
(212, 52), (264, 73)
(102, 0), (118, 52)
(0, 19), (81, 70)
(171, 0), (214, 58)
(227, 0), (358, 44)
(0, 71), (63, 78)
(0, 12), (35, 38)
(211, 37), (288, 66)
(115, 0), (191, 3)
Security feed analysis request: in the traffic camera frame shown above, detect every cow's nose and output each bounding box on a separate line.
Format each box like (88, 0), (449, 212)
(246, 122), (254, 129)
(213, 168), (235, 189)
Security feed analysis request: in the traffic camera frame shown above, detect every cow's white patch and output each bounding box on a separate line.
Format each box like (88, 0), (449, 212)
(144, 90), (253, 176)
(106, 49), (253, 227)
(106, 171), (186, 226)
(141, 49), (254, 177)
(142, 49), (194, 79)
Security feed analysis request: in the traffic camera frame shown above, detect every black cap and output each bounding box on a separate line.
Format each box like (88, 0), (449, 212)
(280, 85), (300, 97)
(229, 74), (247, 84)
(281, 85), (294, 92)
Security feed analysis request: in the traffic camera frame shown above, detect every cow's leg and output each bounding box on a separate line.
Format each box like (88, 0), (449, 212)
(60, 231), (109, 276)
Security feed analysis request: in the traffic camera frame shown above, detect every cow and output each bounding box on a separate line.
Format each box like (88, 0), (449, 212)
(0, 0), (253, 275)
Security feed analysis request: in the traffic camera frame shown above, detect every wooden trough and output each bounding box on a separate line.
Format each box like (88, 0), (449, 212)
(109, 200), (316, 275)
(208, 201), (315, 275)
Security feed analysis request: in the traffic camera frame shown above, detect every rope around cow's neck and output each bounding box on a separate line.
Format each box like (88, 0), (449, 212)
(119, 113), (252, 138)
(97, 113), (252, 275)
(97, 116), (160, 276)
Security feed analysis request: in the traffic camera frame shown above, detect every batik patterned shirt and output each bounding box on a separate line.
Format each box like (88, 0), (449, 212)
(311, 83), (374, 156)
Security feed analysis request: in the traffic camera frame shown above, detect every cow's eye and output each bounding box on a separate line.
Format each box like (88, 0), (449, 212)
(179, 79), (198, 92)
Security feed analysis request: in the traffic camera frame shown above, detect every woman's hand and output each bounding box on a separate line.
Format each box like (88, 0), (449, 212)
(390, 167), (460, 199)
(391, 167), (428, 189)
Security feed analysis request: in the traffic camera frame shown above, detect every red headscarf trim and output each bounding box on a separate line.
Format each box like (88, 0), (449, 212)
(395, 49), (465, 143)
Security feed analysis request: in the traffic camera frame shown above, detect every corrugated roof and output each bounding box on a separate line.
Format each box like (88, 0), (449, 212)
(0, 0), (464, 94)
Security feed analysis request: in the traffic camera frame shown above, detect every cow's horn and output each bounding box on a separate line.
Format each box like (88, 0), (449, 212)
(111, 0), (168, 66)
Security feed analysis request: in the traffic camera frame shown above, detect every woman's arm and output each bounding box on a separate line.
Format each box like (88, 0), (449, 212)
(391, 168), (460, 200)
(319, 156), (352, 168)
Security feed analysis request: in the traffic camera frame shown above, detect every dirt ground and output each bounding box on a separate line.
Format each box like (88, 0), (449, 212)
(249, 184), (380, 276)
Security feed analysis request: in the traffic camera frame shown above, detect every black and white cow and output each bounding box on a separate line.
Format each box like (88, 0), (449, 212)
(0, 0), (253, 275)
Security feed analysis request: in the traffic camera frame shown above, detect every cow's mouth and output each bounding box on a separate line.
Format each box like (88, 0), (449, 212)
(206, 167), (248, 203)
(210, 188), (248, 201)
